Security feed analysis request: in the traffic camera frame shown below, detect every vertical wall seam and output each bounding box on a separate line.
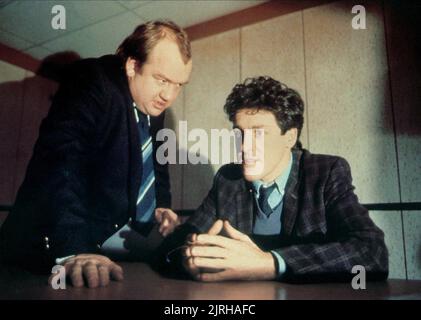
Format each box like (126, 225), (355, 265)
(301, 10), (310, 151)
(381, 0), (407, 279)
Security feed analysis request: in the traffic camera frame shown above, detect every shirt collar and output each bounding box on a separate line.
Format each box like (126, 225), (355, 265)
(252, 152), (293, 197)
(133, 102), (150, 125)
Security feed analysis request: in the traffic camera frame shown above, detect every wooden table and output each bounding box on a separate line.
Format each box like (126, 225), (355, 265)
(1, 262), (420, 300)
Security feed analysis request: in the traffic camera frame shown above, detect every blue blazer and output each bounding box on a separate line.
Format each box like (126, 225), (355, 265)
(0, 55), (171, 272)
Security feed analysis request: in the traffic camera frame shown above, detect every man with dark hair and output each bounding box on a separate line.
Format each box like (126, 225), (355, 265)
(154, 76), (388, 283)
(0, 20), (192, 288)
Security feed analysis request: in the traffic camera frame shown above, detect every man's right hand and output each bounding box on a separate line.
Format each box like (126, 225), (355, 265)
(182, 220), (224, 280)
(49, 254), (124, 288)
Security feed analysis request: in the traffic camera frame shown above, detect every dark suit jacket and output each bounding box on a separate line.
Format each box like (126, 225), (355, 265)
(153, 149), (388, 282)
(0, 55), (171, 272)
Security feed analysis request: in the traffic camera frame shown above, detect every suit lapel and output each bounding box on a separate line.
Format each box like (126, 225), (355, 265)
(107, 58), (142, 219)
(281, 149), (302, 237)
(127, 101), (142, 219)
(235, 184), (254, 234)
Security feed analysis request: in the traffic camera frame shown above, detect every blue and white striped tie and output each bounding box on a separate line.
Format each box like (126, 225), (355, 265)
(133, 104), (156, 235)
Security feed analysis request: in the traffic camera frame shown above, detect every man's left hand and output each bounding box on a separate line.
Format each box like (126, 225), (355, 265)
(155, 208), (180, 237)
(184, 220), (276, 281)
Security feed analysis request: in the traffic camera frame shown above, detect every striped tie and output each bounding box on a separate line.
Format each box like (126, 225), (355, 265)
(133, 105), (156, 235)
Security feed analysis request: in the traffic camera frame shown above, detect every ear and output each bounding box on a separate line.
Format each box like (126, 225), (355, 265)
(285, 128), (298, 148)
(125, 57), (137, 78)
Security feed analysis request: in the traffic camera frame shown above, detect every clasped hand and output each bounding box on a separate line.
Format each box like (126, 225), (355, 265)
(182, 220), (276, 282)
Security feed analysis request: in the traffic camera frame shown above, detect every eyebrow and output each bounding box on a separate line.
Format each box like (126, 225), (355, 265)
(155, 73), (189, 85)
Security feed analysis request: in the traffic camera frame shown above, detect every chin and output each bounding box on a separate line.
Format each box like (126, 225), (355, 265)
(242, 167), (263, 182)
(154, 103), (169, 115)
(147, 107), (164, 117)
(242, 160), (265, 179)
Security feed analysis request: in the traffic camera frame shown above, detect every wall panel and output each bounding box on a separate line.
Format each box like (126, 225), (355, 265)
(303, 0), (399, 204)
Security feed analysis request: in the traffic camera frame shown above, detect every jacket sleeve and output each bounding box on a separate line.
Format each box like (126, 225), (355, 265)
(7, 64), (109, 263)
(274, 157), (389, 282)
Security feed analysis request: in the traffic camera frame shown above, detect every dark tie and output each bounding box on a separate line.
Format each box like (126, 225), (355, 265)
(258, 184), (276, 216)
(132, 108), (156, 235)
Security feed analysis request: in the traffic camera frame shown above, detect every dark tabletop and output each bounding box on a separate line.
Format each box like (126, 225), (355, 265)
(0, 262), (420, 300)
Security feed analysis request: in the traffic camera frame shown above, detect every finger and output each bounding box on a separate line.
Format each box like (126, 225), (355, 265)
(159, 218), (170, 235)
(163, 209), (178, 221)
(161, 226), (172, 238)
(187, 233), (197, 244)
(183, 257), (200, 279)
(186, 245), (227, 259)
(160, 226), (170, 237)
(68, 262), (84, 288)
(162, 218), (169, 228)
(164, 211), (179, 227)
(223, 220), (250, 243)
(83, 262), (100, 288)
(110, 263), (124, 281)
(195, 234), (233, 248)
(208, 220), (223, 235)
(155, 209), (163, 223)
(200, 270), (232, 282)
(62, 256), (77, 265)
(63, 255), (86, 266)
(98, 265), (110, 287)
(191, 257), (227, 270)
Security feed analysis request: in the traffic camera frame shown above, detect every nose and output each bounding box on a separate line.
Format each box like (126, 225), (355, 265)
(160, 85), (177, 102)
(242, 129), (264, 158)
(242, 129), (254, 154)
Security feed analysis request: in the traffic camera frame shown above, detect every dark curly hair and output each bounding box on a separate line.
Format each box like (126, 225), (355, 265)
(224, 76), (304, 149)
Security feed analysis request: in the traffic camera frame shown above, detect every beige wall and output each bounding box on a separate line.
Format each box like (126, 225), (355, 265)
(168, 0), (421, 279)
(0, 61), (26, 207)
(0, 61), (57, 208)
